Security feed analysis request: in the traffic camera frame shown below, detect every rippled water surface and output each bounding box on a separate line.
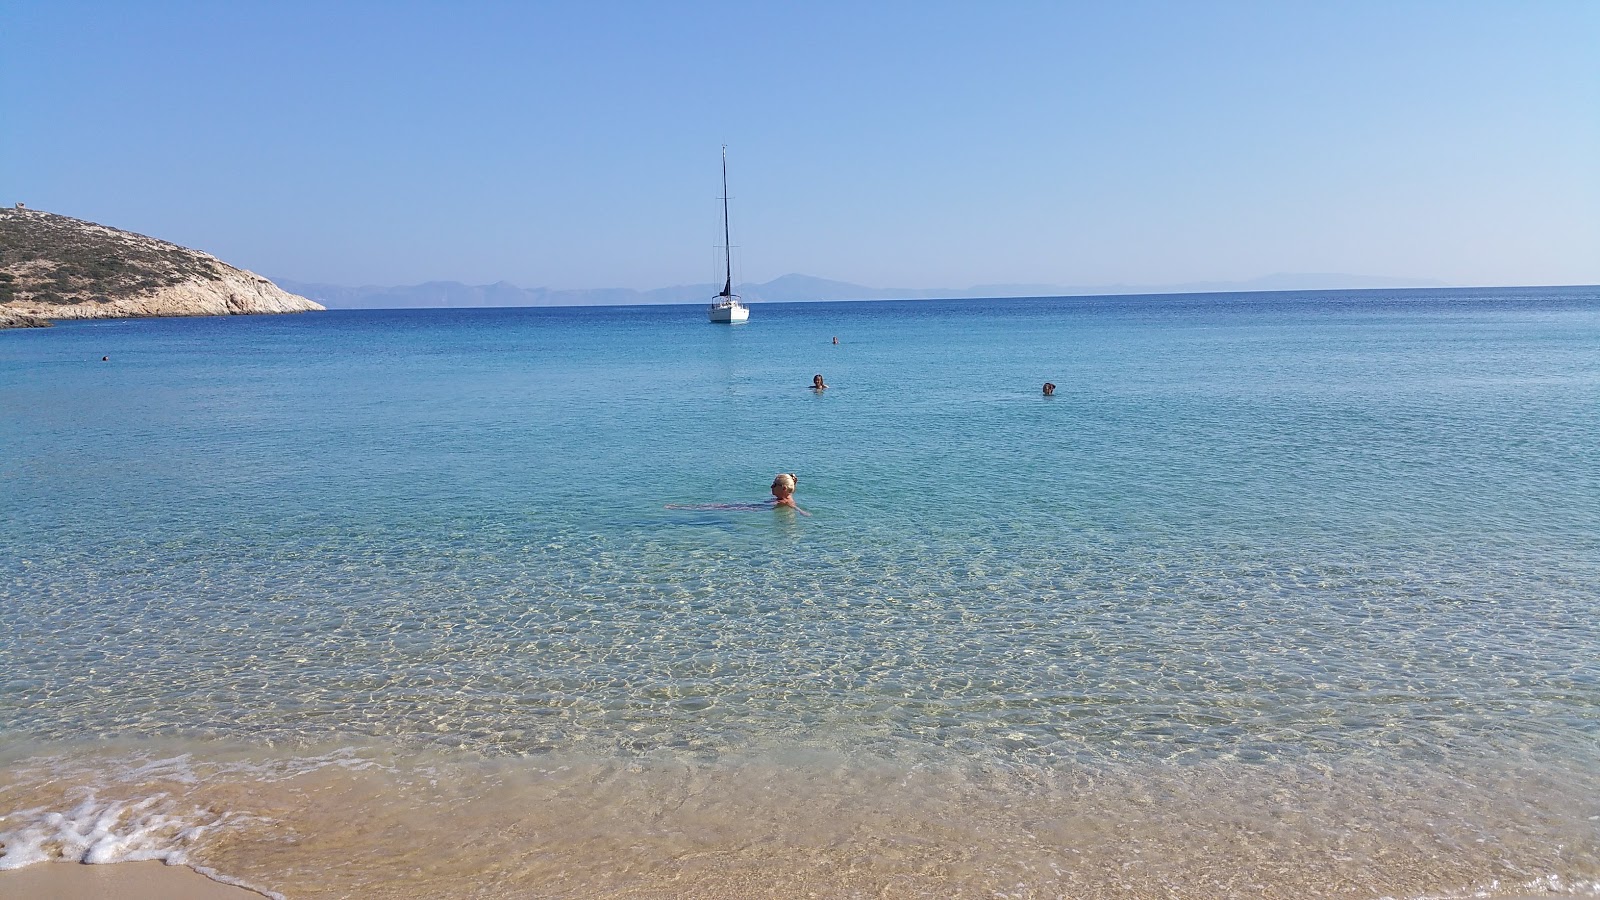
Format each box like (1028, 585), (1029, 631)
(2, 288), (1598, 898)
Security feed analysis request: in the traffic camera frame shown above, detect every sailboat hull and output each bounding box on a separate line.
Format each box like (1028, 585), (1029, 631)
(708, 301), (749, 323)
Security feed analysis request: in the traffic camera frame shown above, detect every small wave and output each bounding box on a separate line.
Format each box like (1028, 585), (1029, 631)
(0, 792), (284, 898)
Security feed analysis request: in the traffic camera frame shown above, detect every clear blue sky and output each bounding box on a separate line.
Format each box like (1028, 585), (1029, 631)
(4, 1), (1597, 290)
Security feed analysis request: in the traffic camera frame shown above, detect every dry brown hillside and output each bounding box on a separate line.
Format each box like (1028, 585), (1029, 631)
(0, 206), (323, 327)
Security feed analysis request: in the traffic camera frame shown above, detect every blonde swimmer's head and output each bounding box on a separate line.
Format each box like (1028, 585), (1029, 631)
(769, 473), (810, 515)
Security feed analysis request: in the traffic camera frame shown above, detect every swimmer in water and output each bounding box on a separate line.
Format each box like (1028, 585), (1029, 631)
(665, 473), (810, 516)
(1042, 382), (1056, 396)
(812, 374), (827, 390)
(771, 472), (810, 515)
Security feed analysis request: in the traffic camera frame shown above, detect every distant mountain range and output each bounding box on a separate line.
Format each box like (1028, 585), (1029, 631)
(274, 272), (1449, 311)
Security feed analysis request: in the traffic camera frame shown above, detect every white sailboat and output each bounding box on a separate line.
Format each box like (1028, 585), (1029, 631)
(707, 146), (750, 324)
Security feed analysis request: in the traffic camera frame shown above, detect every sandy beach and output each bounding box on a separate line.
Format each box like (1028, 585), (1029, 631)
(0, 861), (268, 900)
(0, 858), (1566, 900)
(3, 737), (1595, 899)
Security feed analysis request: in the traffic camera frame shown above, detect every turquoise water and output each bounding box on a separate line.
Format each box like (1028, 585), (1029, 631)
(2, 287), (1598, 898)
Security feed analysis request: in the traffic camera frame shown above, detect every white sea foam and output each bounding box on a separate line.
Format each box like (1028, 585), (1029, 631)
(0, 773), (287, 899)
(0, 793), (217, 869)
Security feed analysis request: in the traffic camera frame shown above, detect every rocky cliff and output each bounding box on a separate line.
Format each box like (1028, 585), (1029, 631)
(0, 206), (323, 328)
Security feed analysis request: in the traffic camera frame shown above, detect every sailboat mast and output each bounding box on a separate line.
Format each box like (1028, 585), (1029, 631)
(720, 145), (733, 297)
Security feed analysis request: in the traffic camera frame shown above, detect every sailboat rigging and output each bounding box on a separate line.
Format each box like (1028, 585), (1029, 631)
(707, 146), (750, 324)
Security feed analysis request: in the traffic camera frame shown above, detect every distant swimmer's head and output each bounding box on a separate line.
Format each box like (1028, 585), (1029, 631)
(771, 472), (796, 498)
(1042, 382), (1056, 396)
(812, 374), (827, 389)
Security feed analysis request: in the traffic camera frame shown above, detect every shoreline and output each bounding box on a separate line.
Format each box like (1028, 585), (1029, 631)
(0, 309), (52, 329)
(0, 861), (271, 899)
(3, 739), (1595, 899)
(0, 856), (1571, 900)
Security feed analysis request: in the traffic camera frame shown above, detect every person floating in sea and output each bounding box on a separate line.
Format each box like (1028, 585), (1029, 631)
(770, 472), (809, 515)
(665, 473), (809, 516)
(832, 336), (838, 345)
(1042, 382), (1056, 396)
(812, 374), (828, 390)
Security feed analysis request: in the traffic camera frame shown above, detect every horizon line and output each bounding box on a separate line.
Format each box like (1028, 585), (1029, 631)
(296, 282), (1598, 313)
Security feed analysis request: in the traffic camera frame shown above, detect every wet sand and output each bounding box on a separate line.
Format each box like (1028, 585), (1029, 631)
(3, 740), (1595, 899)
(0, 859), (1564, 900)
(0, 861), (268, 899)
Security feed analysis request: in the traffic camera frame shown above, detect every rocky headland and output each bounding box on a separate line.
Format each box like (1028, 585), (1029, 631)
(0, 206), (323, 328)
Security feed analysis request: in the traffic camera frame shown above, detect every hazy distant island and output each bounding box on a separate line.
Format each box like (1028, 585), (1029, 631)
(278, 271), (1450, 311)
(0, 203), (1454, 329)
(0, 206), (323, 329)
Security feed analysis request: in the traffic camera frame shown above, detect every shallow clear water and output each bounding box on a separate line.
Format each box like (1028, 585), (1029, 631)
(2, 288), (1598, 898)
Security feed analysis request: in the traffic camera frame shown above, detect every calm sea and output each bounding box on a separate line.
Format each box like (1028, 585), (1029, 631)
(2, 287), (1597, 898)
